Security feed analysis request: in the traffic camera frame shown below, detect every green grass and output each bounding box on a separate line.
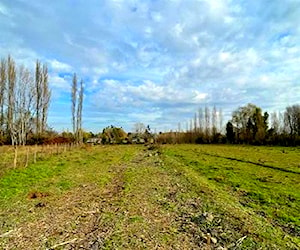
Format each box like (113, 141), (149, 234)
(0, 146), (138, 235)
(0, 144), (299, 249)
(162, 144), (300, 248)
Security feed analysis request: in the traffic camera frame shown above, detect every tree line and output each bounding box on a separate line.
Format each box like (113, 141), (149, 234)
(0, 55), (50, 145)
(226, 103), (300, 146)
(0, 55), (84, 146)
(157, 103), (300, 146)
(1, 55), (297, 147)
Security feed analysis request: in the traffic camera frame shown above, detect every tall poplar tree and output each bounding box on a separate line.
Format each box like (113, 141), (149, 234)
(71, 73), (84, 143)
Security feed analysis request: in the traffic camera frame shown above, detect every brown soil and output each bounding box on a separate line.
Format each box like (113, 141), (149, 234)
(3, 164), (127, 249)
(28, 192), (50, 199)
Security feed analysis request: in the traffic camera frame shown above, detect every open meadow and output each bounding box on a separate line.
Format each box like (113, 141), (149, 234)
(0, 144), (299, 249)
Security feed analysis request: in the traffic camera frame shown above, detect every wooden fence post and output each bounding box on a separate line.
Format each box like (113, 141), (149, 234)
(34, 145), (37, 163)
(25, 147), (29, 167)
(13, 146), (18, 168)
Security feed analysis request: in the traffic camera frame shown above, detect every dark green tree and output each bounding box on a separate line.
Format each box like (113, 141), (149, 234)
(226, 121), (235, 143)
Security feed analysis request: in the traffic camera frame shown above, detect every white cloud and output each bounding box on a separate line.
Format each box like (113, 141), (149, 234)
(0, 2), (12, 17)
(49, 75), (70, 91)
(92, 79), (208, 109)
(48, 59), (72, 72)
(0, 0), (299, 131)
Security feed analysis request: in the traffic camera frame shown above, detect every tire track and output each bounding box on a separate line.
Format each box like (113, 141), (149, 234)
(197, 150), (300, 175)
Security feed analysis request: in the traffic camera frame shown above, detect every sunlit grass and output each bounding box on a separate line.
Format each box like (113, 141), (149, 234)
(0, 144), (299, 249)
(162, 144), (300, 248)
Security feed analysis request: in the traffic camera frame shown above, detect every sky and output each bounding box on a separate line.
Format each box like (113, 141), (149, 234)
(0, 0), (300, 133)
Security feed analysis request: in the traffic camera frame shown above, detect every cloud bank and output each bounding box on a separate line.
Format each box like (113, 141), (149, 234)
(0, 0), (299, 132)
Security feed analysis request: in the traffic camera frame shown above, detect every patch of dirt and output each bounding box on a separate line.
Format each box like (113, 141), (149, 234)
(3, 164), (127, 249)
(28, 191), (49, 199)
(171, 194), (247, 249)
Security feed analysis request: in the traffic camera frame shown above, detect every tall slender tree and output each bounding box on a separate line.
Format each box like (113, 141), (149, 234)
(71, 73), (77, 140)
(0, 58), (6, 135)
(212, 105), (217, 137)
(198, 107), (204, 134)
(0, 55), (51, 145)
(204, 106), (210, 140)
(194, 112), (197, 133)
(219, 107), (223, 133)
(77, 79), (84, 143)
(177, 122), (181, 133)
(284, 105), (300, 137)
(34, 60), (50, 136)
(71, 73), (84, 144)
(7, 56), (16, 145)
(15, 65), (35, 145)
(35, 60), (42, 135)
(41, 64), (50, 133)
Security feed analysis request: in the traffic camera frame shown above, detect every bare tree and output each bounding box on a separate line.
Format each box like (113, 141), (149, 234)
(177, 122), (181, 133)
(212, 105), (217, 137)
(7, 56), (16, 145)
(134, 122), (146, 134)
(270, 111), (279, 134)
(0, 55), (51, 145)
(41, 64), (50, 133)
(0, 58), (6, 135)
(35, 60), (43, 135)
(15, 65), (35, 145)
(198, 107), (204, 134)
(284, 105), (300, 137)
(219, 107), (223, 133)
(204, 106), (210, 139)
(34, 61), (51, 137)
(71, 74), (84, 144)
(278, 111), (285, 134)
(77, 79), (83, 143)
(71, 73), (77, 141)
(194, 112), (197, 133)
(190, 118), (193, 132)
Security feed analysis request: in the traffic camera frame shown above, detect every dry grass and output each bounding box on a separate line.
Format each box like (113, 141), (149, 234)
(0, 144), (76, 177)
(0, 144), (299, 249)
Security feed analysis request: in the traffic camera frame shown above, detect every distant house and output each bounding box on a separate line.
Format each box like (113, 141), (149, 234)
(127, 129), (156, 144)
(86, 138), (102, 145)
(122, 139), (129, 144)
(138, 138), (145, 144)
(148, 138), (154, 144)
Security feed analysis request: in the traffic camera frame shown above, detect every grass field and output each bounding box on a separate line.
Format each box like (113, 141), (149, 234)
(0, 144), (299, 249)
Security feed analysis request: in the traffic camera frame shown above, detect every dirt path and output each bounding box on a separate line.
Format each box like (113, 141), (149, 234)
(1, 146), (248, 249)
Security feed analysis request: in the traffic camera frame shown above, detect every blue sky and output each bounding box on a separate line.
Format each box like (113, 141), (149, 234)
(0, 0), (299, 133)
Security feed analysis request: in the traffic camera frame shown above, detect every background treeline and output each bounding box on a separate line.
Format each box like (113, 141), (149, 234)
(157, 103), (300, 146)
(1, 56), (298, 147)
(0, 55), (50, 145)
